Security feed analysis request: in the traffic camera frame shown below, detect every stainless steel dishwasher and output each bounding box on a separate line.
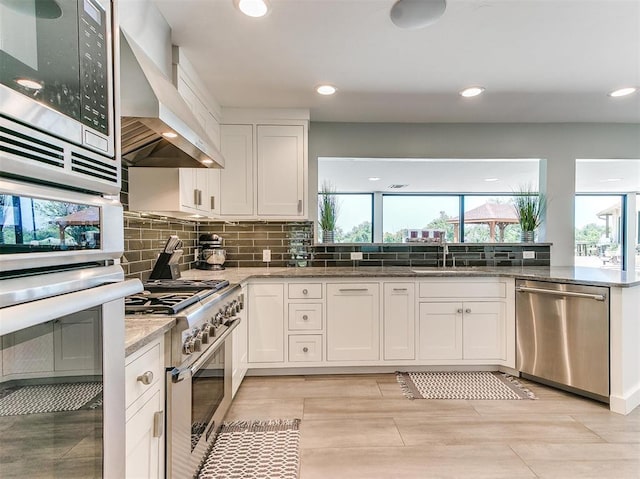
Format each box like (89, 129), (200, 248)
(516, 279), (610, 402)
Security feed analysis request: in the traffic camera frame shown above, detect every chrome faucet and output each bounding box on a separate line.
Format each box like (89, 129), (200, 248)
(442, 243), (448, 268)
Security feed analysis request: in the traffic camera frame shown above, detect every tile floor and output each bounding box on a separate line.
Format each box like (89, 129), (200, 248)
(226, 374), (640, 479)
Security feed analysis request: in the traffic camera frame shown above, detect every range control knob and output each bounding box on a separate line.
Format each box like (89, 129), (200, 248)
(200, 329), (209, 344)
(183, 336), (195, 354)
(193, 337), (202, 352)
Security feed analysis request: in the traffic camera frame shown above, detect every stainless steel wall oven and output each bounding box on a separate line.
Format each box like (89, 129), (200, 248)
(0, 177), (142, 478)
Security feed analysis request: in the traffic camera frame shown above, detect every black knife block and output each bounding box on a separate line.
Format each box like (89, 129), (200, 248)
(148, 252), (181, 279)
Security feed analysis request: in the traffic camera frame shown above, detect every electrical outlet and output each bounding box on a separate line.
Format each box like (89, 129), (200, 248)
(262, 249), (271, 262)
(522, 251), (535, 259)
(350, 252), (363, 260)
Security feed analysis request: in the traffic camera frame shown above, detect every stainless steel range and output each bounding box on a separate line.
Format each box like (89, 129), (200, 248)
(125, 278), (243, 478)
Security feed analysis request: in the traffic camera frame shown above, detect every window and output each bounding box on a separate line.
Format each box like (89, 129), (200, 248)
(382, 196), (458, 243)
(318, 193), (373, 243)
(574, 195), (623, 270)
(462, 196), (523, 243)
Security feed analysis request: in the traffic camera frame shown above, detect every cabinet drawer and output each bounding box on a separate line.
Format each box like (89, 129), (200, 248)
(288, 303), (323, 330)
(288, 283), (322, 299)
(419, 280), (506, 299)
(125, 341), (162, 409)
(288, 335), (322, 362)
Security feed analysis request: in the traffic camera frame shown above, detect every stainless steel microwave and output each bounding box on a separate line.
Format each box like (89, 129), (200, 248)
(0, 0), (119, 194)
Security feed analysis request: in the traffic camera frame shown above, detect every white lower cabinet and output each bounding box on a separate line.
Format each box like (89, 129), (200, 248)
(245, 277), (514, 368)
(248, 283), (284, 363)
(383, 283), (415, 360)
(462, 301), (506, 360)
(232, 286), (249, 397)
(125, 337), (165, 479)
(289, 335), (323, 362)
(419, 302), (463, 360)
(326, 283), (380, 361)
(419, 301), (506, 361)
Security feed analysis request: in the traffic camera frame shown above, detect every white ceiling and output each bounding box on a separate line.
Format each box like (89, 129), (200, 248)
(318, 158), (640, 192)
(154, 0), (640, 123)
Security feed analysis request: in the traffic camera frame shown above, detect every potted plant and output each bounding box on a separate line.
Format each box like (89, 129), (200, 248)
(513, 186), (546, 243)
(318, 182), (339, 243)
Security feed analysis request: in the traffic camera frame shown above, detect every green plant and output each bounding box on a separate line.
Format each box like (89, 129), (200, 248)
(513, 186), (546, 232)
(318, 182), (339, 232)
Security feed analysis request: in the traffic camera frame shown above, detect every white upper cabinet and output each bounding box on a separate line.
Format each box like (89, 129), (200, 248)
(220, 124), (254, 216)
(257, 125), (305, 217)
(129, 167), (219, 218)
(219, 114), (308, 220)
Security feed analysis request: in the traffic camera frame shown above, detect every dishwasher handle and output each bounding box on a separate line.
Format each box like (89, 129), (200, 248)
(516, 285), (606, 302)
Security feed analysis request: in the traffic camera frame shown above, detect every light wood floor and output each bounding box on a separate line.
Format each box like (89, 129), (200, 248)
(226, 374), (640, 479)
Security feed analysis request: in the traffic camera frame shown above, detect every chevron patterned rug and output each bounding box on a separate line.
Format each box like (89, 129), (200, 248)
(198, 419), (301, 479)
(396, 371), (536, 400)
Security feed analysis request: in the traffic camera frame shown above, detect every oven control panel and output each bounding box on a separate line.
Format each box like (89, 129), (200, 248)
(181, 294), (244, 356)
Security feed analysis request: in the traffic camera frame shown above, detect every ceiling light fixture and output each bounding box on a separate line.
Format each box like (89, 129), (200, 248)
(368, 177), (381, 181)
(460, 86), (485, 98)
(390, 0), (446, 29)
(15, 78), (43, 90)
(484, 177), (499, 182)
(608, 87), (637, 98)
(316, 84), (337, 95)
(162, 132), (178, 138)
(234, 0), (270, 18)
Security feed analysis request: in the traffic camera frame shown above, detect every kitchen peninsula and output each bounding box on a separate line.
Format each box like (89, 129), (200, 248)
(127, 265), (639, 416)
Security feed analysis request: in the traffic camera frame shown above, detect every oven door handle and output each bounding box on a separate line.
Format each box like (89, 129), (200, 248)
(171, 318), (240, 383)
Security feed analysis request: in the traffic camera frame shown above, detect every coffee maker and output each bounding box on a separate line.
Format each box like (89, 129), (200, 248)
(195, 234), (226, 270)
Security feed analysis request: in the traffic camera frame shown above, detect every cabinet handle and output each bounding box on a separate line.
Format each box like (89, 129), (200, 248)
(302, 347), (309, 353)
(302, 314), (309, 320)
(339, 288), (368, 292)
(211, 196), (215, 210)
(465, 308), (472, 313)
(393, 288), (408, 292)
(457, 308), (463, 313)
(302, 289), (308, 295)
(153, 411), (164, 438)
(198, 189), (203, 205)
(194, 189), (199, 205)
(137, 371), (154, 385)
(297, 199), (302, 212)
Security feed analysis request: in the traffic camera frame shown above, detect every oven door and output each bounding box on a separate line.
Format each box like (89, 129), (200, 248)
(0, 177), (123, 272)
(0, 0), (114, 157)
(167, 321), (237, 479)
(0, 271), (141, 478)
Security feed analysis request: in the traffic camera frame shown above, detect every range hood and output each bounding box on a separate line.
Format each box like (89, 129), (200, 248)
(119, 32), (225, 169)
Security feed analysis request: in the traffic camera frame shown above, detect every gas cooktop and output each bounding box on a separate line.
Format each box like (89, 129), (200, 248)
(143, 279), (229, 292)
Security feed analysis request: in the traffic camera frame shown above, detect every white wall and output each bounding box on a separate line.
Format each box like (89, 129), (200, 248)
(308, 122), (640, 267)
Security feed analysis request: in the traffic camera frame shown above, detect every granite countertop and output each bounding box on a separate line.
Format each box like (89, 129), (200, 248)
(125, 317), (175, 357)
(181, 265), (640, 288)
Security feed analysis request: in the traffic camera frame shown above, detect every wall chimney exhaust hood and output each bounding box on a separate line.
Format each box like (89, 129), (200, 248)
(119, 32), (225, 169)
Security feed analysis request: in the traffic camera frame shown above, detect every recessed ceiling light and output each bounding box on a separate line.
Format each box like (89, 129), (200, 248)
(162, 132), (178, 138)
(316, 84), (337, 95)
(484, 177), (499, 182)
(460, 86), (485, 98)
(234, 0), (269, 18)
(603, 178), (622, 182)
(368, 177), (381, 181)
(608, 87), (637, 98)
(15, 78), (43, 90)
(609, 87), (638, 97)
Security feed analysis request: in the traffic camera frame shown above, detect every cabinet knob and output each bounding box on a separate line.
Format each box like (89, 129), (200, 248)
(457, 308), (463, 313)
(137, 371), (154, 385)
(465, 308), (472, 313)
(302, 347), (309, 353)
(302, 289), (308, 295)
(302, 314), (309, 321)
